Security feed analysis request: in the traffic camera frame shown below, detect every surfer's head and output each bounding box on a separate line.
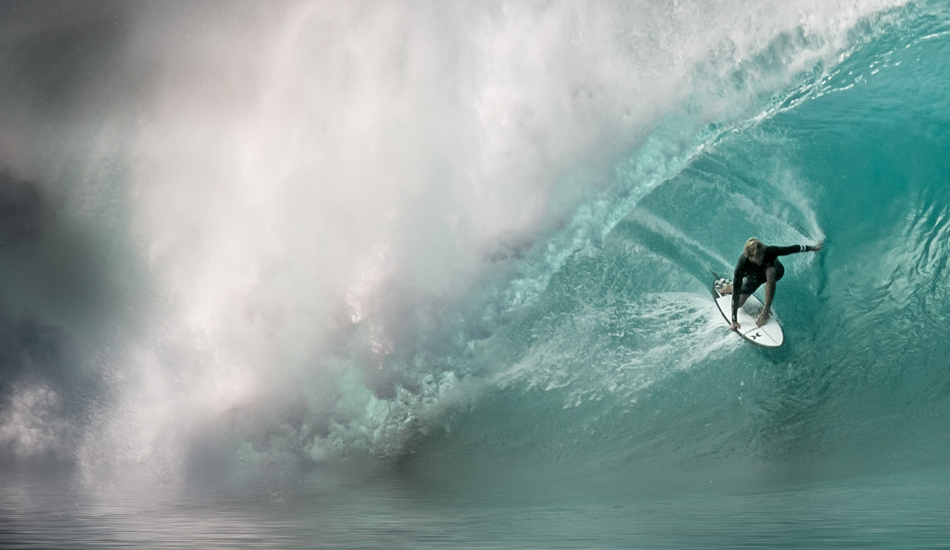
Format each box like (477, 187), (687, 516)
(744, 238), (765, 263)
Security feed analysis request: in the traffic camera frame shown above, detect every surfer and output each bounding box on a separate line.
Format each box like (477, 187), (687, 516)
(722, 238), (823, 330)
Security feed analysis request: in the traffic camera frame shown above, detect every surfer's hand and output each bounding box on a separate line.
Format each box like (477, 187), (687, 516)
(756, 309), (770, 326)
(810, 241), (823, 252)
(730, 322), (740, 332)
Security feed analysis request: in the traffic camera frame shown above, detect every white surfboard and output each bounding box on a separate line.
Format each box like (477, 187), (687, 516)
(712, 277), (784, 348)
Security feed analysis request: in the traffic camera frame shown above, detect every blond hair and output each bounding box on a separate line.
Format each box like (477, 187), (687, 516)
(744, 238), (765, 260)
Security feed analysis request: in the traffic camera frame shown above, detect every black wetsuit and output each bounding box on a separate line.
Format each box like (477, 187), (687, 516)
(731, 244), (811, 323)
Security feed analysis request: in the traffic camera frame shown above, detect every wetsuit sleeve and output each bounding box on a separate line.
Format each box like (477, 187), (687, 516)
(768, 244), (812, 257)
(731, 258), (746, 323)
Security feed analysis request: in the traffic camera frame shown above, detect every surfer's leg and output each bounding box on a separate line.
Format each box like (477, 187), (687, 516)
(740, 274), (764, 297)
(763, 267), (777, 307)
(736, 294), (750, 307)
(758, 267), (777, 326)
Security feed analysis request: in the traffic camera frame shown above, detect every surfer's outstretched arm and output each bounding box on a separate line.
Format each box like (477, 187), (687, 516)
(770, 241), (823, 257)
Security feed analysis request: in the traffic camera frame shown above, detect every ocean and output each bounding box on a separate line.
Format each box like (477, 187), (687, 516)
(1, 0), (949, 548)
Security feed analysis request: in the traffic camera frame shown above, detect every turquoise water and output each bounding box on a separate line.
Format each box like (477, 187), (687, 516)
(2, 468), (950, 548)
(1, 0), (950, 548)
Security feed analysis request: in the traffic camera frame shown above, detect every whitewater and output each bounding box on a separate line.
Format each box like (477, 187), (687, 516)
(1, 0), (950, 547)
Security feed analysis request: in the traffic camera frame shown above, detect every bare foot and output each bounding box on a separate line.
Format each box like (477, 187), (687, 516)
(722, 284), (733, 295)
